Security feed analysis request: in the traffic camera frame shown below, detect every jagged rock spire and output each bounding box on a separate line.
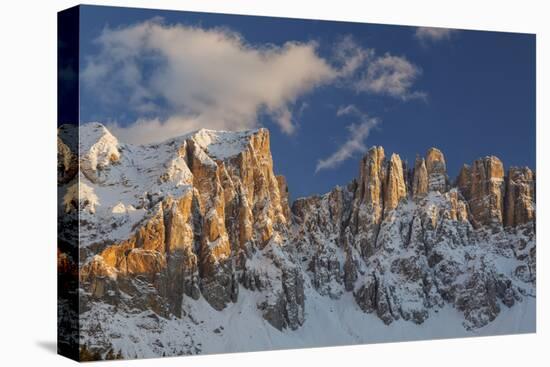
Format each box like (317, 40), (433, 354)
(467, 156), (505, 227)
(456, 164), (472, 199)
(412, 155), (428, 198)
(351, 146), (386, 258)
(505, 167), (535, 227)
(426, 147), (447, 192)
(384, 153), (407, 215)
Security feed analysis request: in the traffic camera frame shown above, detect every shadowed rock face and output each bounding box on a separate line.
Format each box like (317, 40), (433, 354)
(58, 136), (78, 185)
(412, 156), (428, 199)
(61, 124), (535, 359)
(456, 164), (472, 199)
(505, 167), (535, 227)
(292, 144), (535, 330)
(276, 175), (291, 222)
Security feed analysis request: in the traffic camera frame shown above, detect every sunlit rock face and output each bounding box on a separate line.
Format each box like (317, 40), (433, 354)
(350, 146), (386, 259)
(75, 124), (301, 333)
(426, 147), (448, 192)
(62, 124), (535, 359)
(384, 153), (407, 216)
(457, 156), (506, 228)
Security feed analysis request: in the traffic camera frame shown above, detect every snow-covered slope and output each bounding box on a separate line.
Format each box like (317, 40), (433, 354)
(57, 123), (536, 361)
(68, 123), (264, 250)
(80, 285), (535, 359)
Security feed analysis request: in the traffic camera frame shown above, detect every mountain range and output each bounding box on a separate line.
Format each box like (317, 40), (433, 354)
(57, 123), (536, 360)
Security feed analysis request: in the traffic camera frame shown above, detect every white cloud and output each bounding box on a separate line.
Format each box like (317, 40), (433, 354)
(356, 53), (426, 100)
(414, 27), (456, 43)
(336, 104), (363, 117)
(82, 21), (425, 144)
(333, 35), (374, 77)
(332, 36), (425, 100)
(315, 105), (379, 172)
(82, 19), (337, 144)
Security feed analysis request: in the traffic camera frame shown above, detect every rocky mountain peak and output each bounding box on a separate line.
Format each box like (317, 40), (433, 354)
(59, 126), (536, 359)
(71, 123), (301, 329)
(293, 142), (534, 332)
(350, 146), (386, 258)
(425, 147), (447, 192)
(462, 156), (505, 227)
(356, 146), (386, 208)
(411, 156), (428, 198)
(79, 123), (121, 183)
(384, 153), (407, 215)
(505, 166), (535, 227)
(186, 127), (266, 161)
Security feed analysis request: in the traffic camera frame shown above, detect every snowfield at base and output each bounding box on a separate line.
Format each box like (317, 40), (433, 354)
(81, 286), (535, 359)
(184, 288), (535, 355)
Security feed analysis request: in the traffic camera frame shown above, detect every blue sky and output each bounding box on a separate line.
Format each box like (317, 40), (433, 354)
(78, 5), (535, 200)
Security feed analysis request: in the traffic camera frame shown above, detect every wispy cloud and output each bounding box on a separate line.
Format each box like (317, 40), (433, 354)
(334, 37), (425, 101)
(336, 104), (364, 117)
(333, 35), (374, 78)
(414, 27), (457, 43)
(356, 53), (426, 100)
(315, 105), (380, 172)
(82, 21), (424, 144)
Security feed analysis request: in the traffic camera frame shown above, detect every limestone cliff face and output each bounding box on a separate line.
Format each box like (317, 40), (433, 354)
(57, 136), (78, 185)
(292, 184), (357, 298)
(67, 124), (536, 359)
(456, 164), (472, 199)
(426, 147), (448, 192)
(412, 156), (428, 198)
(78, 126), (303, 332)
(384, 153), (407, 215)
(276, 175), (291, 221)
(350, 146), (386, 258)
(505, 167), (536, 227)
(292, 144), (535, 330)
(458, 156), (506, 228)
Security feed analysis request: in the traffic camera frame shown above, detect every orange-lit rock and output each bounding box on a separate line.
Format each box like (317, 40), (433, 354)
(426, 147), (447, 192)
(468, 156), (505, 227)
(384, 153), (407, 215)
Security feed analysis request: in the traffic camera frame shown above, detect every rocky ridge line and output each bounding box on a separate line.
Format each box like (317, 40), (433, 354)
(57, 124), (535, 359)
